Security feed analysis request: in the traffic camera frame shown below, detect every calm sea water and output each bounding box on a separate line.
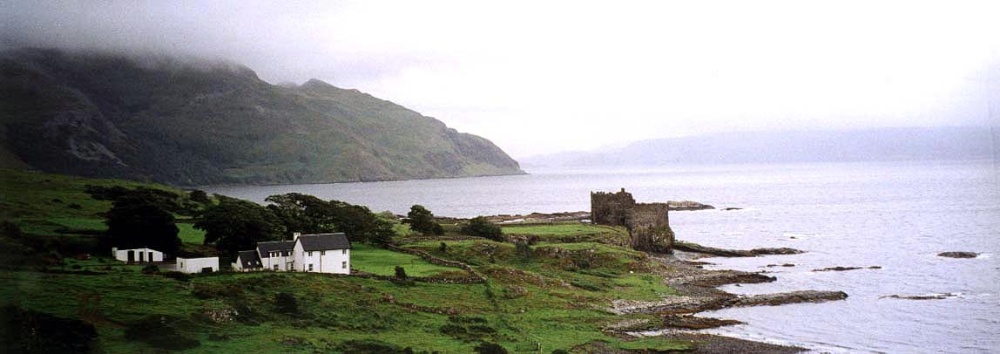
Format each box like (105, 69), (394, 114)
(205, 160), (1000, 353)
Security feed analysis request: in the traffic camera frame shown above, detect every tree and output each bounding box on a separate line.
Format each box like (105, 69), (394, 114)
(461, 216), (503, 241)
(105, 196), (181, 255)
(188, 190), (211, 205)
(403, 205), (443, 236)
(195, 198), (284, 256)
(265, 193), (338, 235)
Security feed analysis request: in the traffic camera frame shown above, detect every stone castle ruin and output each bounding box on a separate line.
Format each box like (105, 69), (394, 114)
(591, 188), (674, 253)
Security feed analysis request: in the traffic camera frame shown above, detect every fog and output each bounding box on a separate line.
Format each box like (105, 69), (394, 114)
(3, 1), (999, 158)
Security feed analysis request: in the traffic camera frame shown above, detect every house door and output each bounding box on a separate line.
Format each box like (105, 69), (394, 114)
(148, 252), (154, 262)
(139, 252), (145, 262)
(127, 251), (134, 263)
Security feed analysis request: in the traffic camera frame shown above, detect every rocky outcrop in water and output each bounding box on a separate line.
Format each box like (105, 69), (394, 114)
(881, 293), (960, 300)
(729, 290), (849, 307)
(673, 242), (804, 257)
(667, 200), (715, 211)
(812, 266), (881, 272)
(938, 252), (978, 259)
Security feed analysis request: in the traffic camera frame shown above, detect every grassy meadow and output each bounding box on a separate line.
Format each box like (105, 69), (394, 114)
(0, 169), (690, 353)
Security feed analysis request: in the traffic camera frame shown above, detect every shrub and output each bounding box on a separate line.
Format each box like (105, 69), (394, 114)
(461, 217), (502, 241)
(124, 315), (200, 350)
(474, 342), (508, 354)
(336, 339), (405, 354)
(274, 292), (299, 315)
(1, 305), (97, 353)
(141, 264), (160, 274)
(159, 271), (192, 282)
(403, 205), (444, 236)
(395, 266), (408, 280)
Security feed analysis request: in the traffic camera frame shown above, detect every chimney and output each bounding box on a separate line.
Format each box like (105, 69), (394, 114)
(293, 232), (301, 240)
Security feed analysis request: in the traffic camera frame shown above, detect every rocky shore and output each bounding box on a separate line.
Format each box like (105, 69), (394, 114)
(609, 242), (848, 353)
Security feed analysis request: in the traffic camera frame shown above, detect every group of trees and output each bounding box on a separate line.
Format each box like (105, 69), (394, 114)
(97, 186), (507, 258)
(89, 185), (209, 256)
(196, 193), (398, 256)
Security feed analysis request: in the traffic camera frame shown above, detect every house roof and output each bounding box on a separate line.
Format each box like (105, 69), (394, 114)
(296, 232), (351, 251)
(256, 240), (294, 258)
(237, 250), (262, 268)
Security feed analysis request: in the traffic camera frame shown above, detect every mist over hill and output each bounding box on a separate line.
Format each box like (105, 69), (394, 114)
(0, 48), (523, 186)
(522, 127), (997, 168)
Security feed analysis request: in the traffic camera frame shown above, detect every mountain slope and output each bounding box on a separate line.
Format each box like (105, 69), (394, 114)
(0, 48), (523, 185)
(522, 127), (997, 168)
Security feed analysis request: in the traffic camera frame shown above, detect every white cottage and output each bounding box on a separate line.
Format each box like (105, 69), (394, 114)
(256, 240), (295, 271)
(292, 232), (351, 274)
(176, 256), (220, 274)
(232, 250), (263, 272)
(112, 247), (164, 263)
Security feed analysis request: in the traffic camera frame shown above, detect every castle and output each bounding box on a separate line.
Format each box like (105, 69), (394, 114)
(590, 188), (674, 253)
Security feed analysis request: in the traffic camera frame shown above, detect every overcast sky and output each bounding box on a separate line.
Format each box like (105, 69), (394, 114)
(3, 1), (999, 158)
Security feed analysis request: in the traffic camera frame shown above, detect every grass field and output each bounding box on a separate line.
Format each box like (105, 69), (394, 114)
(350, 243), (459, 277)
(0, 169), (691, 353)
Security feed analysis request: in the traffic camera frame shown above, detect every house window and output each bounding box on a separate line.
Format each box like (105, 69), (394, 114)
(321, 251), (325, 256)
(342, 261), (347, 269)
(273, 264), (279, 271)
(308, 251), (313, 257)
(308, 264), (314, 271)
(342, 249), (347, 255)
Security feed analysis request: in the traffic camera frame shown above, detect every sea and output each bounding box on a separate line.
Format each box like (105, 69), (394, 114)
(205, 159), (1000, 353)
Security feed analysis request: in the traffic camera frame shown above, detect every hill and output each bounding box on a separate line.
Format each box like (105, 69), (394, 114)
(0, 48), (523, 186)
(522, 127), (997, 168)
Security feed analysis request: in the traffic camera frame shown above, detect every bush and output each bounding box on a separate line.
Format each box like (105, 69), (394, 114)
(403, 205), (444, 236)
(1, 305), (97, 353)
(159, 271), (192, 282)
(395, 266), (408, 280)
(274, 292), (299, 315)
(336, 339), (405, 354)
(474, 342), (508, 354)
(124, 315), (200, 350)
(461, 216), (502, 241)
(141, 264), (160, 274)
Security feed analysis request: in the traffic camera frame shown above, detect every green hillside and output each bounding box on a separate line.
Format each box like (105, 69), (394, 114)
(0, 48), (523, 186)
(0, 170), (691, 353)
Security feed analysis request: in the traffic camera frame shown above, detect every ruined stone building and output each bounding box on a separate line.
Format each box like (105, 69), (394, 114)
(591, 188), (674, 253)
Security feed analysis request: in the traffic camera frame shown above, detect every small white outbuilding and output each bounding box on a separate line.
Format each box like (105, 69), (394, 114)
(176, 256), (220, 274)
(112, 247), (164, 263)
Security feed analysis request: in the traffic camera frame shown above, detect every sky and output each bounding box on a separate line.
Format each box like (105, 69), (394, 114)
(3, 0), (999, 158)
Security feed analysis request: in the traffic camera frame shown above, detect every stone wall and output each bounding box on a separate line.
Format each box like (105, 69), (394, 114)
(591, 188), (635, 226)
(591, 189), (673, 253)
(628, 203), (674, 253)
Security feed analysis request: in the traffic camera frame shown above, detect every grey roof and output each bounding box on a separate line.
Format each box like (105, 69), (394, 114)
(237, 250), (262, 269)
(256, 240), (294, 258)
(297, 232), (351, 251)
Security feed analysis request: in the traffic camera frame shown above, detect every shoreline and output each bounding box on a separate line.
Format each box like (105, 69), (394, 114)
(608, 246), (846, 353)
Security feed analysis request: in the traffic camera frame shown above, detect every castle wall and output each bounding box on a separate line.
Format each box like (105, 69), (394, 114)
(590, 188), (635, 226)
(590, 189), (673, 253)
(628, 203), (674, 253)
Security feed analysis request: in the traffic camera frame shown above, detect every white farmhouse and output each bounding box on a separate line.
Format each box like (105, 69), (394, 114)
(176, 256), (220, 274)
(292, 232), (351, 274)
(256, 240), (295, 271)
(112, 247), (164, 263)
